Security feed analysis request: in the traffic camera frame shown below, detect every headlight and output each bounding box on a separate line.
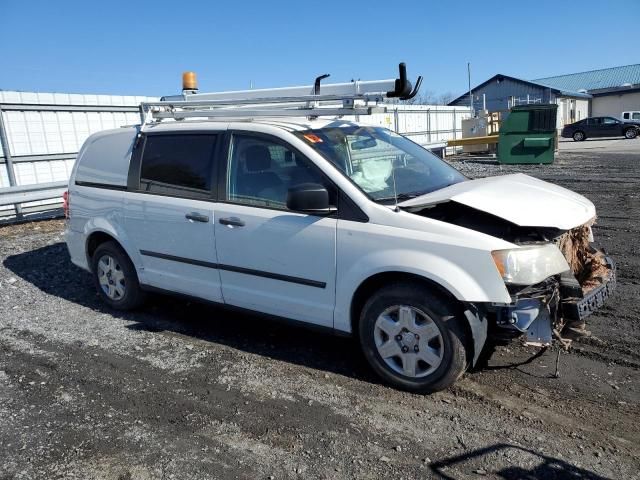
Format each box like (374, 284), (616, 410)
(491, 244), (570, 285)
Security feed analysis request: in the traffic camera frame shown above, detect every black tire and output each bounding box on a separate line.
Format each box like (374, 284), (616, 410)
(624, 128), (638, 139)
(358, 283), (468, 393)
(91, 241), (145, 310)
(572, 131), (586, 142)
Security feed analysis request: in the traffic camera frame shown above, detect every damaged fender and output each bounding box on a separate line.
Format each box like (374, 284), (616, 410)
(464, 306), (488, 366)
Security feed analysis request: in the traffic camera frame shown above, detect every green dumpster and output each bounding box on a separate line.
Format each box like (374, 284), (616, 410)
(498, 104), (558, 164)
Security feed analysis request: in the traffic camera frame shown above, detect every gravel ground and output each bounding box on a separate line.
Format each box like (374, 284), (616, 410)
(1, 142), (639, 480)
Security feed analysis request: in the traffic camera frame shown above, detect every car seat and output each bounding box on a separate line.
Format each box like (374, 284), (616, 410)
(239, 145), (285, 204)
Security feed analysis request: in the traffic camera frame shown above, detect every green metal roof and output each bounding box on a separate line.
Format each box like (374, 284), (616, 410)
(533, 64), (640, 93)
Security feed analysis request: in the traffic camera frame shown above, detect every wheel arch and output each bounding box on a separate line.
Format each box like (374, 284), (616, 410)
(349, 271), (485, 369)
(86, 230), (119, 264)
(350, 272), (460, 333)
(83, 219), (139, 275)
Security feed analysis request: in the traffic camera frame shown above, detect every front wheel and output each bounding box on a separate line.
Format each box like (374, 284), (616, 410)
(624, 128), (638, 139)
(573, 131), (585, 141)
(358, 283), (468, 393)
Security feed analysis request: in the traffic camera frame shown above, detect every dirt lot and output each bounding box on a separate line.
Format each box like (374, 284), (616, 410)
(1, 140), (639, 480)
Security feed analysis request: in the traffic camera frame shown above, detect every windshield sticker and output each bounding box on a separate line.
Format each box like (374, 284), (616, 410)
(303, 133), (323, 144)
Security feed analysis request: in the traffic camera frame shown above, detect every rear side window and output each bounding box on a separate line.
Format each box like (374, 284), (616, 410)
(140, 134), (217, 198)
(623, 113), (630, 119)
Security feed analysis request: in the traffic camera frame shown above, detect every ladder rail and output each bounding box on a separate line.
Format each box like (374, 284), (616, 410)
(160, 79), (397, 103)
(149, 106), (384, 120)
(139, 92), (388, 124)
(142, 92), (385, 109)
(139, 63), (422, 126)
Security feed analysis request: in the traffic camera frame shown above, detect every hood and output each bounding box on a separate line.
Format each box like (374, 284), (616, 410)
(398, 173), (595, 230)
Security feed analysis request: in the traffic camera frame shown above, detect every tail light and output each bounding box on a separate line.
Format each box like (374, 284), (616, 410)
(63, 190), (69, 218)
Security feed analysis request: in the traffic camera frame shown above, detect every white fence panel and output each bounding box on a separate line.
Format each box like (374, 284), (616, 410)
(1, 90), (470, 219)
(342, 104), (471, 148)
(0, 90), (156, 217)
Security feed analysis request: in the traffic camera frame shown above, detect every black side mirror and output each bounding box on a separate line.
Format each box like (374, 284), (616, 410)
(286, 183), (336, 215)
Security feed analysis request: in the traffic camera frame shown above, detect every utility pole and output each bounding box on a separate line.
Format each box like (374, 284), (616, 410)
(467, 62), (473, 117)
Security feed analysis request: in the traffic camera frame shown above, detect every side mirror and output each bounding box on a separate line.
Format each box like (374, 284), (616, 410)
(286, 183), (336, 215)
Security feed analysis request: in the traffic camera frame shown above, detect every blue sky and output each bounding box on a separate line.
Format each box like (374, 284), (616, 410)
(1, 0), (638, 98)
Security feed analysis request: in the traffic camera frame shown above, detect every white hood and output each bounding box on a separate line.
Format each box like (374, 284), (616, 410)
(398, 173), (595, 230)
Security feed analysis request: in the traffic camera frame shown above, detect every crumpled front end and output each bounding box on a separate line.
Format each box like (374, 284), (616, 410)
(556, 222), (617, 324)
(491, 222), (616, 347)
(402, 177), (616, 350)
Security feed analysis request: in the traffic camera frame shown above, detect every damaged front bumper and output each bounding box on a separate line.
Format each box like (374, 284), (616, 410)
(490, 252), (616, 347)
(562, 255), (616, 322)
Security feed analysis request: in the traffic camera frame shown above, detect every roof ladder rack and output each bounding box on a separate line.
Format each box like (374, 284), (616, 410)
(139, 63), (423, 126)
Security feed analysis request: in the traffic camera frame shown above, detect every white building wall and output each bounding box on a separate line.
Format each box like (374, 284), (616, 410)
(556, 97), (590, 128)
(575, 99), (589, 122)
(592, 91), (640, 118)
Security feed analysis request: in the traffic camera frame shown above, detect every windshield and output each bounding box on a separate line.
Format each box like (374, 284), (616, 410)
(294, 125), (466, 202)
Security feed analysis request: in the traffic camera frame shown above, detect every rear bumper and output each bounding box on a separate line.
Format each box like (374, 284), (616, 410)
(562, 255), (616, 321)
(64, 225), (90, 271)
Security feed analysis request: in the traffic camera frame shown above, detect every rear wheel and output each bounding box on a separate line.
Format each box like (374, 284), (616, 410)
(573, 131), (585, 141)
(91, 241), (145, 310)
(624, 128), (638, 139)
(358, 283), (468, 393)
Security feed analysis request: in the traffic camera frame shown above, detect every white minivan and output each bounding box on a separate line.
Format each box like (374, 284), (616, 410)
(65, 108), (615, 392)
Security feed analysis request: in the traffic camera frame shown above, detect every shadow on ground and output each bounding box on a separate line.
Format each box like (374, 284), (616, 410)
(3, 242), (376, 384)
(430, 443), (611, 480)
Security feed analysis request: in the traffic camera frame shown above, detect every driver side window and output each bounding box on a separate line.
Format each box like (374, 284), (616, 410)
(226, 134), (331, 210)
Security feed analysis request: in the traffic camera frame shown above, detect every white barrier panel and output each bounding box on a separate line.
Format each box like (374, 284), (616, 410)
(1, 90), (469, 218)
(0, 91), (157, 215)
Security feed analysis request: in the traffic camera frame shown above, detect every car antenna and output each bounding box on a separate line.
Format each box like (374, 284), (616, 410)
(391, 162), (400, 212)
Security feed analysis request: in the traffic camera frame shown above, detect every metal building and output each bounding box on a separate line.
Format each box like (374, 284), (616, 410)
(450, 64), (640, 125)
(534, 64), (640, 119)
(448, 74), (591, 128)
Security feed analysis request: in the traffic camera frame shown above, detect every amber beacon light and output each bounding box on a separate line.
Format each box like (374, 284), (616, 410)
(182, 71), (198, 91)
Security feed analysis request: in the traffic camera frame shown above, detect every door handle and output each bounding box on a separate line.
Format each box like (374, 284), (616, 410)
(219, 217), (245, 227)
(185, 212), (209, 223)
